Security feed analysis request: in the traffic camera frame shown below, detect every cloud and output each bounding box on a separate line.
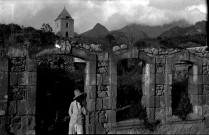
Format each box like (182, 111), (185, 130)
(0, 0), (207, 34)
(0, 0), (46, 24)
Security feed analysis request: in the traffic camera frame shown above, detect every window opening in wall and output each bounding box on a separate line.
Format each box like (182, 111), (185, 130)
(171, 61), (193, 120)
(66, 22), (68, 28)
(66, 32), (68, 37)
(116, 58), (146, 122)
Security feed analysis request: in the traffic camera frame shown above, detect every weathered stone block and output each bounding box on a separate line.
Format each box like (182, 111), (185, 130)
(0, 101), (7, 112)
(189, 105), (203, 119)
(203, 85), (209, 93)
(85, 85), (96, 99)
(165, 96), (172, 107)
(160, 96), (166, 107)
(10, 72), (23, 85)
(86, 61), (96, 74)
(26, 60), (37, 72)
(139, 52), (155, 63)
(103, 97), (110, 110)
(102, 74), (109, 85)
(166, 107), (172, 117)
(156, 74), (166, 84)
(26, 86), (36, 101)
(188, 75), (202, 85)
(0, 59), (8, 72)
(98, 67), (108, 74)
(206, 95), (209, 105)
(27, 116), (35, 130)
(150, 64), (155, 74)
(108, 85), (117, 98)
(86, 124), (95, 134)
(85, 73), (96, 86)
(0, 72), (8, 96)
(193, 56), (202, 66)
(9, 101), (16, 115)
(130, 47), (139, 58)
(110, 73), (117, 85)
(96, 124), (106, 134)
(109, 61), (117, 74)
(147, 96), (160, 108)
(17, 100), (28, 115)
(98, 91), (108, 98)
(97, 74), (102, 85)
(189, 95), (202, 106)
(99, 111), (107, 124)
(88, 112), (96, 124)
(8, 48), (26, 57)
(87, 99), (95, 112)
(28, 72), (37, 85)
(166, 74), (172, 85)
(98, 52), (109, 61)
(106, 110), (116, 123)
(203, 75), (209, 84)
(0, 117), (7, 135)
(96, 98), (102, 111)
(165, 85), (172, 95)
(188, 85), (202, 95)
(156, 57), (166, 64)
(111, 97), (117, 109)
(155, 107), (165, 122)
(203, 105), (209, 117)
(146, 108), (155, 120)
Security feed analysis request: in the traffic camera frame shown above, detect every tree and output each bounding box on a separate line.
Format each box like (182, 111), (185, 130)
(41, 23), (53, 32)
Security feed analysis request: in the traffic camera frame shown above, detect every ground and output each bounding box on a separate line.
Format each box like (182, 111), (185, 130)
(108, 121), (209, 134)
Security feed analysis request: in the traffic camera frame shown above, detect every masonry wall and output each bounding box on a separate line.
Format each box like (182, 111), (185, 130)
(0, 47), (36, 135)
(1, 45), (209, 134)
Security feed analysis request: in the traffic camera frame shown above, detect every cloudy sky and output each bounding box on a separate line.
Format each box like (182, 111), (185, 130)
(0, 0), (207, 34)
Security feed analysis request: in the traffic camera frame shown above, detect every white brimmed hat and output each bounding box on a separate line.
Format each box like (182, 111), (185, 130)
(73, 89), (84, 99)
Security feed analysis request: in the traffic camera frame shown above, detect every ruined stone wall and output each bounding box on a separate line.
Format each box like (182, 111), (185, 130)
(0, 47), (36, 135)
(1, 44), (209, 134)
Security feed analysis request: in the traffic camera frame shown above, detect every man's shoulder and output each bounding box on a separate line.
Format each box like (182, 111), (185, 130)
(70, 100), (76, 105)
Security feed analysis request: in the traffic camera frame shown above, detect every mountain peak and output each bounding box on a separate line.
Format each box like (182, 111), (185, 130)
(93, 23), (109, 31)
(80, 23), (109, 38)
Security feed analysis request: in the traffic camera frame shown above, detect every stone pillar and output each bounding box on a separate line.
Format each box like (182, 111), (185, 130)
(7, 48), (36, 135)
(154, 56), (166, 124)
(0, 57), (9, 135)
(142, 63), (155, 121)
(165, 56), (174, 121)
(85, 59), (97, 134)
(187, 64), (203, 119)
(95, 52), (114, 134)
(202, 58), (209, 120)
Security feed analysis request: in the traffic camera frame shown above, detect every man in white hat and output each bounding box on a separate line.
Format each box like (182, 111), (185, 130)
(68, 89), (87, 134)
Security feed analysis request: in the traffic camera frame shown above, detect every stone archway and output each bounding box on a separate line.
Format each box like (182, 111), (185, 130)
(35, 42), (97, 134)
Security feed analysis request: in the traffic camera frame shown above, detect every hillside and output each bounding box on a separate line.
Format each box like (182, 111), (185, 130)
(160, 20), (206, 37)
(117, 19), (191, 38)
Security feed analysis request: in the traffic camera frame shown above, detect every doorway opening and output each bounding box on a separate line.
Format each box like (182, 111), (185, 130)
(116, 58), (146, 122)
(171, 61), (193, 120)
(36, 55), (86, 135)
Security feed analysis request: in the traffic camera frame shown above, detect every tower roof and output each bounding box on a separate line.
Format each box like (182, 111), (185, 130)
(55, 7), (73, 21)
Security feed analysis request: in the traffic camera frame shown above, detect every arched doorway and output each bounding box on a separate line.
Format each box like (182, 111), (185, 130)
(36, 55), (86, 135)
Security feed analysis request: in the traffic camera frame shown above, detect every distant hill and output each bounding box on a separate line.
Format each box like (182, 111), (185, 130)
(111, 24), (148, 44)
(117, 19), (191, 38)
(80, 23), (109, 38)
(159, 20), (206, 37)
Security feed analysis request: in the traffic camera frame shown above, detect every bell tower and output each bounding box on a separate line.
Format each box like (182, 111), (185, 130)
(55, 7), (74, 37)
